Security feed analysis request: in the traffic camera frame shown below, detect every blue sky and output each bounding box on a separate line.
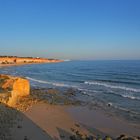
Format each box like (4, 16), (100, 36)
(0, 0), (140, 60)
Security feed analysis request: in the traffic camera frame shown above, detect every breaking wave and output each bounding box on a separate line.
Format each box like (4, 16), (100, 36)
(84, 81), (140, 93)
(79, 88), (140, 100)
(121, 95), (140, 100)
(26, 77), (77, 88)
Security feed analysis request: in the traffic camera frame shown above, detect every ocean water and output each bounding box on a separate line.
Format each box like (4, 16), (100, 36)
(0, 60), (140, 122)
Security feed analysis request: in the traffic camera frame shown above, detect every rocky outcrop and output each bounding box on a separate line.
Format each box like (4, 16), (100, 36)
(0, 74), (30, 107)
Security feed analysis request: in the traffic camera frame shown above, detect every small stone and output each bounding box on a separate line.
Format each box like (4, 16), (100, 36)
(70, 135), (77, 140)
(17, 125), (22, 129)
(24, 136), (29, 140)
(104, 136), (112, 140)
(107, 103), (112, 107)
(60, 135), (65, 138)
(75, 123), (80, 127)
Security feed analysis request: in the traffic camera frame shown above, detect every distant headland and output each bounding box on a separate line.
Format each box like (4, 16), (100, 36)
(0, 56), (63, 66)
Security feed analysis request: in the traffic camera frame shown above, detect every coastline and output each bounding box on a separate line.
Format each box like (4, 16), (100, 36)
(1, 86), (139, 140)
(0, 61), (63, 68)
(0, 64), (140, 140)
(0, 63), (36, 68)
(11, 102), (140, 140)
(25, 103), (140, 137)
(0, 56), (63, 68)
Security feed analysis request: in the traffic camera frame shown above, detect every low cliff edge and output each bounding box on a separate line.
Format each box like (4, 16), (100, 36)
(0, 74), (30, 107)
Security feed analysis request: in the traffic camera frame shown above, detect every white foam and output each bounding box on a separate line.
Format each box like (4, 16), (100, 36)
(113, 105), (140, 115)
(78, 88), (99, 93)
(26, 77), (50, 84)
(26, 77), (77, 88)
(84, 81), (140, 93)
(121, 95), (140, 100)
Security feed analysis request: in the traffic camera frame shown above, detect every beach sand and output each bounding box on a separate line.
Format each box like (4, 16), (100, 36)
(10, 103), (140, 140)
(66, 106), (140, 137)
(0, 72), (140, 139)
(23, 103), (91, 140)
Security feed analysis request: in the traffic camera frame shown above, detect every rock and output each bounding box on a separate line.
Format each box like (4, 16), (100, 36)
(75, 123), (80, 127)
(104, 136), (112, 140)
(47, 89), (60, 94)
(24, 136), (29, 140)
(0, 74), (30, 107)
(117, 134), (126, 140)
(107, 103), (112, 107)
(70, 135), (77, 140)
(17, 125), (22, 128)
(12, 78), (30, 97)
(66, 88), (76, 96)
(85, 136), (93, 140)
(116, 135), (139, 140)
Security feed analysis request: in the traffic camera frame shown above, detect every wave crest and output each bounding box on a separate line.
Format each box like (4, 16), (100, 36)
(26, 77), (77, 88)
(84, 81), (140, 93)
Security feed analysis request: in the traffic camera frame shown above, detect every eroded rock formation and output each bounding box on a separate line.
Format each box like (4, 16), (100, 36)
(0, 74), (30, 107)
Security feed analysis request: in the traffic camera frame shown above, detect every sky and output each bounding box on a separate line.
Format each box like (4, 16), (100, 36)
(0, 0), (140, 60)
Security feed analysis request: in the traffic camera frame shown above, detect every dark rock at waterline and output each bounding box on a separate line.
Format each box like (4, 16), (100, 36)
(65, 88), (77, 96)
(107, 103), (112, 107)
(103, 136), (112, 140)
(24, 136), (29, 140)
(47, 88), (60, 94)
(116, 134), (140, 140)
(70, 135), (77, 140)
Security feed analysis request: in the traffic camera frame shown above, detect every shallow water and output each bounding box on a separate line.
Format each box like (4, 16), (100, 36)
(0, 60), (140, 123)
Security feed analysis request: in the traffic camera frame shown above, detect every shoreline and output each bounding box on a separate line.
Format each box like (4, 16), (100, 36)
(11, 102), (140, 140)
(66, 106), (140, 137)
(0, 56), (63, 68)
(24, 103), (91, 139)
(0, 68), (140, 139)
(0, 86), (140, 140)
(20, 87), (140, 138)
(0, 61), (63, 68)
(1, 99), (140, 140)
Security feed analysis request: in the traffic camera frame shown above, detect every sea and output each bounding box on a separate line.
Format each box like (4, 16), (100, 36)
(0, 60), (140, 123)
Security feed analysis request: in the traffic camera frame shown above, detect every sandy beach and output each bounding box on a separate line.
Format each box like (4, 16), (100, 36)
(24, 103), (91, 139)
(0, 65), (140, 140)
(0, 87), (140, 140)
(10, 102), (140, 140)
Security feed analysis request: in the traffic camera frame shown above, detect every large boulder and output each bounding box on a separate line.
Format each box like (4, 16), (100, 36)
(0, 74), (30, 106)
(12, 78), (30, 97)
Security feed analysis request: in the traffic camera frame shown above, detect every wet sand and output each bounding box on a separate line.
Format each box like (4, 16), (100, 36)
(24, 103), (91, 139)
(12, 103), (140, 140)
(0, 99), (140, 140)
(66, 106), (140, 137)
(0, 74), (140, 139)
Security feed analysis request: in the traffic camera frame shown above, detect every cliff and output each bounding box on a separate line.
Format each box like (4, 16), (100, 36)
(0, 74), (30, 107)
(0, 56), (63, 64)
